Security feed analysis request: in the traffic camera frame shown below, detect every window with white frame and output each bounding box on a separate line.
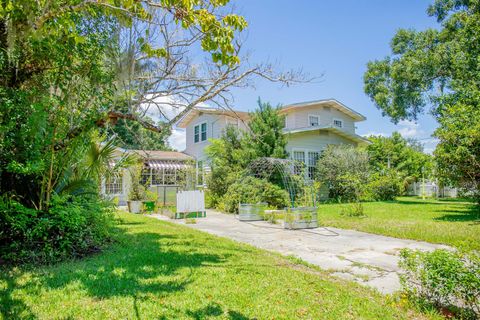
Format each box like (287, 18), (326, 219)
(333, 119), (343, 128)
(308, 115), (319, 126)
(293, 151), (305, 175)
(194, 122), (208, 143)
(105, 175), (123, 194)
(164, 168), (176, 185)
(151, 168), (163, 186)
(194, 125), (199, 143)
(201, 122), (207, 141)
(307, 152), (320, 180)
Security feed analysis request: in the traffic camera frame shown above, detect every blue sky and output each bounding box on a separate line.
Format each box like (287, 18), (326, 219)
(169, 1), (440, 152)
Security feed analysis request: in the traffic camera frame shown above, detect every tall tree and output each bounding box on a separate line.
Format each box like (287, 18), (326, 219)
(366, 132), (432, 183)
(245, 99), (288, 159)
(0, 0), (305, 209)
(363, 0), (480, 201)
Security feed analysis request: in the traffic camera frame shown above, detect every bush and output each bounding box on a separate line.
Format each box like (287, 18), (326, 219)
(399, 249), (480, 319)
(365, 171), (403, 201)
(0, 194), (115, 265)
(221, 176), (290, 213)
(316, 145), (370, 201)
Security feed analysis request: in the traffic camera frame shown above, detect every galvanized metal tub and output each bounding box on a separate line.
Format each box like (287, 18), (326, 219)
(284, 207), (318, 229)
(238, 203), (267, 221)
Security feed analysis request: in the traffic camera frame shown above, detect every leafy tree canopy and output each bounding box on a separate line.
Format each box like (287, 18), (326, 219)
(363, 0), (480, 200)
(0, 0), (255, 209)
(366, 132), (432, 182)
(244, 99), (288, 159)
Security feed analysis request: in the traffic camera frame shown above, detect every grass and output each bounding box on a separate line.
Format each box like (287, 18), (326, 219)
(0, 212), (441, 320)
(318, 197), (480, 250)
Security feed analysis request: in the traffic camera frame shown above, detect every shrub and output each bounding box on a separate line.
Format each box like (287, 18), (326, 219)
(316, 145), (370, 201)
(221, 176), (290, 213)
(399, 249), (480, 319)
(0, 194), (115, 265)
(365, 171), (403, 201)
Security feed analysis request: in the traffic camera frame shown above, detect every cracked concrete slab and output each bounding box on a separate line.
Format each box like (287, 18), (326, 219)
(151, 210), (448, 294)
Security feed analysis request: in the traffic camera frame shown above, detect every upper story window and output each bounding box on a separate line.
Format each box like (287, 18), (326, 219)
(308, 115), (319, 126)
(194, 122), (207, 143)
(333, 119), (343, 128)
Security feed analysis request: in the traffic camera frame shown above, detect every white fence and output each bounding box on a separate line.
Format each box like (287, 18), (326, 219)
(407, 182), (458, 198)
(176, 190), (205, 215)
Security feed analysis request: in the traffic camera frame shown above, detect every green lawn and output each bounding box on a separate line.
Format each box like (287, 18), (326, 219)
(318, 197), (480, 250)
(1, 212), (439, 320)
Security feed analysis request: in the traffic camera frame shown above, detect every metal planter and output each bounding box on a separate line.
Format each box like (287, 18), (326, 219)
(284, 207), (318, 230)
(238, 203), (267, 221)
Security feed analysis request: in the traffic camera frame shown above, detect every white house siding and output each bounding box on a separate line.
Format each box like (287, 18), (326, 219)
(285, 105), (355, 134)
(184, 113), (249, 162)
(285, 130), (357, 156)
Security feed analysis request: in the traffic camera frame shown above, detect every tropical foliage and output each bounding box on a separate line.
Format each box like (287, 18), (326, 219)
(363, 0), (480, 203)
(0, 0), (262, 264)
(205, 99), (290, 210)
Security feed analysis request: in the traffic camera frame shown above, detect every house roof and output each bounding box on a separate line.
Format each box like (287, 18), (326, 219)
(175, 107), (250, 128)
(283, 125), (371, 146)
(129, 150), (193, 161)
(278, 99), (366, 122)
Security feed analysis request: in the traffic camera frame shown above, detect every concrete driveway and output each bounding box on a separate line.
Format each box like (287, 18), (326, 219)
(152, 210), (448, 294)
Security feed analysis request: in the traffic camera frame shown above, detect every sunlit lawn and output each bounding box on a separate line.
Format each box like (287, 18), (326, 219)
(0, 212), (441, 320)
(318, 197), (480, 250)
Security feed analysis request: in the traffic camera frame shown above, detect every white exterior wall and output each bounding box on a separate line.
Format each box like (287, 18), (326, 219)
(285, 106), (355, 134)
(285, 130), (357, 156)
(183, 113), (249, 162)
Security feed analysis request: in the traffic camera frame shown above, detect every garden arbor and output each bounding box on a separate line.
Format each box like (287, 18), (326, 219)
(239, 157), (319, 229)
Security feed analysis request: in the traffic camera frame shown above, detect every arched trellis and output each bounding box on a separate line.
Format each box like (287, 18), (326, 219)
(247, 157), (314, 208)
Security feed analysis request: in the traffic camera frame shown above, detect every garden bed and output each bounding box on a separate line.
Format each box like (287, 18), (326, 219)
(238, 203), (267, 221)
(284, 207), (318, 230)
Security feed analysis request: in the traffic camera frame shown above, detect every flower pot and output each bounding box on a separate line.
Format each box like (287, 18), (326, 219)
(238, 203), (267, 221)
(127, 200), (143, 214)
(284, 207), (318, 229)
(143, 201), (156, 212)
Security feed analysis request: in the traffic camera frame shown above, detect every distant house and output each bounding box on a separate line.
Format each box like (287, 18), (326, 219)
(176, 99), (369, 181)
(102, 99), (369, 203)
(101, 149), (194, 205)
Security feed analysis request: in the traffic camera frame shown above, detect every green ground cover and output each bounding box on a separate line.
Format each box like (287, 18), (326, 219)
(318, 197), (479, 250)
(1, 212), (440, 320)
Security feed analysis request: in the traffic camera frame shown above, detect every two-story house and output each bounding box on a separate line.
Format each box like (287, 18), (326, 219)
(176, 99), (369, 182)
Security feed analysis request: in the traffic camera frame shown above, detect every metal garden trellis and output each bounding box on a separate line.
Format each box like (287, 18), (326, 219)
(239, 157), (319, 229)
(247, 157), (316, 208)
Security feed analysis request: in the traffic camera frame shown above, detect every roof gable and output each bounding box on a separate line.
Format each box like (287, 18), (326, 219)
(175, 107), (250, 128)
(279, 99), (366, 122)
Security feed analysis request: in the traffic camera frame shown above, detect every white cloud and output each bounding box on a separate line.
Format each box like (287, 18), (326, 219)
(396, 120), (424, 138)
(168, 129), (186, 151)
(139, 94), (212, 151)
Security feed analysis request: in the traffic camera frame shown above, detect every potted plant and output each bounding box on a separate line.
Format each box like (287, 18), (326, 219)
(284, 207), (318, 229)
(127, 165), (146, 214)
(143, 190), (157, 213)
